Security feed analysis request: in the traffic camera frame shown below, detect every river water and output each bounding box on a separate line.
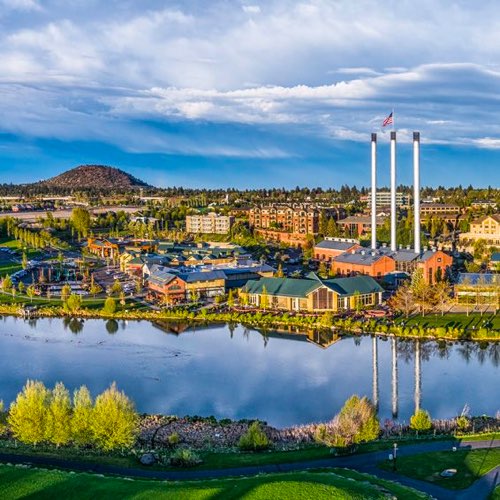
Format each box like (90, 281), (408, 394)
(0, 317), (498, 427)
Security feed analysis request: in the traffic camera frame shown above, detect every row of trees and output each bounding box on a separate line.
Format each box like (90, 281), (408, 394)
(390, 269), (452, 317)
(4, 380), (138, 451)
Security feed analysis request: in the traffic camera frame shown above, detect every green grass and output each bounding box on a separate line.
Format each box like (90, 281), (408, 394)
(379, 447), (500, 490)
(395, 312), (499, 331)
(491, 486), (500, 500)
(0, 435), (467, 474)
(0, 464), (428, 499)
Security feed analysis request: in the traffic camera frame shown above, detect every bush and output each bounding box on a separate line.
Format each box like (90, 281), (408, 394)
(168, 432), (180, 447)
(102, 297), (116, 315)
(238, 421), (271, 451)
(410, 409), (432, 434)
(169, 448), (202, 467)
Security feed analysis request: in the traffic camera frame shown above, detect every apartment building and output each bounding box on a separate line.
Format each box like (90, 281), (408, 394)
(249, 204), (344, 235)
(459, 214), (500, 247)
(185, 213), (234, 234)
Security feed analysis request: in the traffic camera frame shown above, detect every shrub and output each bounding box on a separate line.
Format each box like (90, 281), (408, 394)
(410, 409), (432, 434)
(169, 448), (202, 467)
(238, 421), (271, 451)
(168, 432), (180, 447)
(456, 415), (471, 433)
(102, 297), (116, 315)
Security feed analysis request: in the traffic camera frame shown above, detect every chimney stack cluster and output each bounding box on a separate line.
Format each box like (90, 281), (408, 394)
(370, 130), (421, 254)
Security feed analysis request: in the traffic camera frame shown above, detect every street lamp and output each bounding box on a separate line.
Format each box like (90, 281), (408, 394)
(393, 442), (398, 471)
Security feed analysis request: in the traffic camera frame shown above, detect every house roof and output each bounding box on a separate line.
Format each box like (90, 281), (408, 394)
(333, 251), (389, 266)
(177, 270), (227, 283)
(243, 277), (321, 298)
(243, 275), (383, 298)
(323, 275), (384, 296)
(315, 240), (358, 251)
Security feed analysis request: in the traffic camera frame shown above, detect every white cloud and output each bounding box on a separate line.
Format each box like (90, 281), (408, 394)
(242, 5), (261, 14)
(1, 0), (41, 11)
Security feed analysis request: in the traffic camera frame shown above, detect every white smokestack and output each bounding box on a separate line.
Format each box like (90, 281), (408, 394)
(413, 132), (421, 254)
(390, 131), (397, 252)
(371, 133), (377, 250)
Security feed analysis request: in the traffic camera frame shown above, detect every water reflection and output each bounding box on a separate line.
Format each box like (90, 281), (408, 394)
(0, 317), (498, 427)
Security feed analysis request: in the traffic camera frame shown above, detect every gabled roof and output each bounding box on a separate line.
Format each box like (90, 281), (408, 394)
(472, 214), (500, 224)
(243, 277), (322, 298)
(323, 275), (384, 296)
(243, 274), (383, 298)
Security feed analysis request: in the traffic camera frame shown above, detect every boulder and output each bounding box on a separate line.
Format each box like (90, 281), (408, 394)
(140, 453), (156, 466)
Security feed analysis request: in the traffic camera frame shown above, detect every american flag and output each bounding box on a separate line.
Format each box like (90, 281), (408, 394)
(382, 112), (393, 127)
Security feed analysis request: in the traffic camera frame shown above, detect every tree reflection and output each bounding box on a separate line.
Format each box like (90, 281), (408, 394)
(64, 318), (84, 335)
(106, 320), (119, 335)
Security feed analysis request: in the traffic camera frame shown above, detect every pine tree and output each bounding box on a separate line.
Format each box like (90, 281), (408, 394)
(46, 382), (72, 447)
(8, 380), (50, 446)
(72, 386), (94, 447)
(91, 383), (139, 451)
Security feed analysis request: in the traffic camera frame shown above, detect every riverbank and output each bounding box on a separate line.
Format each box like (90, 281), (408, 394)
(0, 300), (498, 341)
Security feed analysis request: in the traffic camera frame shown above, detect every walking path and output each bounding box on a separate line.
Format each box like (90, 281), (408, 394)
(0, 439), (498, 499)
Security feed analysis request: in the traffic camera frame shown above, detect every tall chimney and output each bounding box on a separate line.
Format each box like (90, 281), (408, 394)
(390, 131), (397, 251)
(371, 133), (377, 250)
(413, 132), (421, 254)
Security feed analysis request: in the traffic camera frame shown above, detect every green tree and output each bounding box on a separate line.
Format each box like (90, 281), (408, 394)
(316, 395), (379, 449)
(26, 284), (36, 303)
(89, 275), (102, 297)
(260, 285), (269, 310)
(275, 263), (284, 278)
(103, 297), (116, 315)
(71, 208), (91, 239)
(318, 261), (328, 279)
(410, 268), (428, 316)
(1, 275), (13, 293)
(91, 383), (139, 451)
(61, 284), (72, 302)
(45, 382), (72, 447)
(238, 421), (270, 451)
(71, 386), (94, 447)
(17, 281), (25, 294)
(227, 289), (235, 307)
(110, 279), (123, 296)
(21, 252), (28, 270)
(388, 280), (414, 318)
(65, 293), (82, 313)
(8, 380), (50, 446)
(326, 218), (338, 237)
(410, 409), (432, 434)
(0, 400), (6, 435)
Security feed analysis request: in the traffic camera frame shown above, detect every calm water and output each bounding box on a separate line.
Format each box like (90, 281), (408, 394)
(0, 316), (498, 428)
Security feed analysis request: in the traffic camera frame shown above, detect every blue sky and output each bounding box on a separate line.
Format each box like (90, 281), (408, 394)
(1, 0), (499, 189)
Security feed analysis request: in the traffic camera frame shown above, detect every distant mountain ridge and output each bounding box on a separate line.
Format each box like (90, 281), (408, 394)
(38, 165), (150, 190)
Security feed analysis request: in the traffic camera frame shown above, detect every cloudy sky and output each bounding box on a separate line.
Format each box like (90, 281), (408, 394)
(1, 0), (499, 188)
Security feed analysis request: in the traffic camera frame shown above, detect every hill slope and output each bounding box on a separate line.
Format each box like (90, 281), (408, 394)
(39, 165), (150, 190)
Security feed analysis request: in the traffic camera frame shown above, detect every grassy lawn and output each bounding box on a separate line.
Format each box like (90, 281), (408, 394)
(0, 435), (471, 474)
(395, 312), (499, 331)
(491, 486), (500, 500)
(0, 464), (428, 499)
(379, 447), (500, 490)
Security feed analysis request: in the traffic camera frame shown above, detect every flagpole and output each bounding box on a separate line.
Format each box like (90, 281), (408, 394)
(392, 108), (395, 131)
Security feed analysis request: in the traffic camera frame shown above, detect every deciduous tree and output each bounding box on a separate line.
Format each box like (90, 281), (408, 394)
(45, 382), (72, 447)
(91, 383), (139, 451)
(71, 386), (94, 447)
(8, 380), (50, 445)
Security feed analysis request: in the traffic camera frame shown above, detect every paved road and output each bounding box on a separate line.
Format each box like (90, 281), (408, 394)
(0, 439), (498, 499)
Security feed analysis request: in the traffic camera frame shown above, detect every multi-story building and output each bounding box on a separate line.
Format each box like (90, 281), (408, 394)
(314, 238), (361, 261)
(420, 203), (461, 218)
(185, 213), (234, 234)
(459, 214), (500, 247)
(337, 215), (387, 237)
(249, 204), (344, 235)
(361, 192), (410, 209)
